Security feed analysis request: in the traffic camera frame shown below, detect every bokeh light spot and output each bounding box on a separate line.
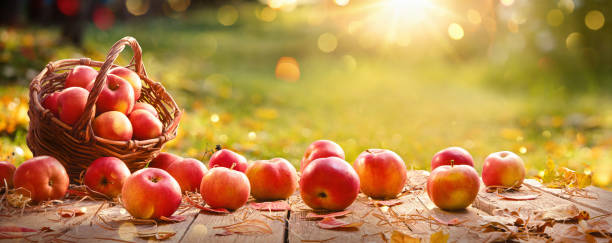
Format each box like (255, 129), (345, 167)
(58, 0), (80, 16)
(168, 0), (190, 12)
(218, 5), (239, 26)
(258, 7), (277, 22)
(126, 0), (150, 16)
(500, 0), (514, 6)
(93, 7), (115, 30)
(275, 57), (300, 82)
(335, 0), (350, 6)
(585, 10), (605, 30)
(317, 33), (338, 53)
(519, 146), (527, 154)
(448, 23), (464, 40)
(342, 55), (357, 72)
(211, 114), (220, 123)
(546, 9), (564, 27)
(467, 9), (481, 24)
(565, 32), (583, 50)
(248, 131), (257, 140)
(558, 0), (575, 13)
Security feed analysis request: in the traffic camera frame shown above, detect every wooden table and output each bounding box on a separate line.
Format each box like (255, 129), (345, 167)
(1, 170), (610, 242)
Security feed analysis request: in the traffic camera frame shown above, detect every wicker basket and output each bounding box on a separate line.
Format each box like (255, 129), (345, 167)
(27, 36), (182, 181)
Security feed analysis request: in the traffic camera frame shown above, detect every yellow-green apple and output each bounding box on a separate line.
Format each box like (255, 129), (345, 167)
(42, 92), (61, 117)
(431, 146), (474, 171)
(300, 157), (360, 211)
(109, 67), (141, 100)
(301, 140), (345, 172)
(93, 111), (133, 141)
(133, 102), (158, 118)
(166, 158), (208, 193)
(208, 146), (248, 173)
(149, 152), (182, 171)
(121, 168), (182, 219)
(427, 164), (480, 211)
(13, 156), (69, 203)
(65, 65), (98, 91)
(83, 157), (131, 198)
(57, 87), (90, 126)
(482, 151), (525, 188)
(245, 158), (298, 201)
(129, 109), (162, 140)
(95, 74), (134, 115)
(200, 167), (250, 210)
(0, 161), (16, 189)
(353, 149), (407, 199)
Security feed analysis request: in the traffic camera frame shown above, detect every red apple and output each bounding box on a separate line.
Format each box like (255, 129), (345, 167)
(109, 67), (142, 100)
(300, 157), (360, 211)
(83, 157), (131, 198)
(431, 146), (474, 171)
(200, 167), (250, 210)
(301, 140), (345, 172)
(208, 146), (248, 173)
(57, 87), (90, 126)
(93, 111), (133, 141)
(353, 149), (407, 199)
(121, 168), (182, 219)
(129, 109), (163, 140)
(133, 102), (158, 118)
(42, 92), (61, 117)
(245, 158), (298, 201)
(95, 74), (135, 115)
(13, 156), (69, 203)
(482, 151), (526, 188)
(65, 65), (98, 91)
(427, 164), (480, 211)
(166, 158), (208, 193)
(149, 152), (182, 171)
(0, 161), (16, 189)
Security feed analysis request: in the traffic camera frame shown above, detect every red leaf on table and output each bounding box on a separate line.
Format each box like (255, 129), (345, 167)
(0, 226), (37, 232)
(431, 215), (467, 226)
(184, 194), (230, 214)
(496, 191), (540, 201)
(306, 210), (351, 219)
(368, 198), (403, 207)
(58, 208), (86, 218)
(249, 201), (291, 211)
(317, 217), (364, 230)
(159, 215), (186, 223)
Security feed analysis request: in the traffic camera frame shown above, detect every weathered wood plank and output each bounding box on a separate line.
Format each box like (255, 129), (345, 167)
(523, 179), (612, 214)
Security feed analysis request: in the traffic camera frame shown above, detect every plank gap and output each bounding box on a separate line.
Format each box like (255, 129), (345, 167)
(178, 210), (200, 243)
(284, 209), (290, 243)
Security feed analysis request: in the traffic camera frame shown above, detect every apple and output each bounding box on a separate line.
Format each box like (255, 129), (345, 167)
(431, 146), (474, 171)
(166, 158), (208, 193)
(13, 156), (69, 203)
(93, 111), (133, 141)
(42, 92), (61, 117)
(133, 102), (158, 118)
(57, 87), (90, 126)
(0, 161), (16, 189)
(148, 152), (182, 171)
(83, 157), (131, 198)
(427, 164), (480, 211)
(208, 146), (248, 173)
(129, 109), (163, 140)
(121, 168), (182, 219)
(301, 140), (345, 172)
(95, 74), (135, 115)
(109, 67), (142, 100)
(353, 149), (407, 199)
(200, 167), (250, 210)
(482, 151), (526, 188)
(300, 157), (360, 211)
(65, 65), (98, 91)
(245, 158), (298, 201)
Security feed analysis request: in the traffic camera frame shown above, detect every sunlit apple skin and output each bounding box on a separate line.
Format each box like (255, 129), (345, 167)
(42, 92), (61, 118)
(208, 148), (248, 173)
(13, 156), (69, 203)
(121, 168), (182, 219)
(109, 67), (141, 100)
(132, 102), (158, 118)
(431, 147), (474, 171)
(353, 149), (407, 199)
(93, 111), (133, 141)
(57, 87), (90, 126)
(200, 167), (250, 210)
(65, 65), (98, 91)
(96, 74), (135, 115)
(427, 164), (480, 211)
(482, 151), (526, 188)
(0, 161), (16, 189)
(128, 109), (163, 140)
(149, 152), (182, 171)
(83, 157), (131, 198)
(300, 140), (345, 172)
(300, 157), (360, 211)
(246, 158), (298, 201)
(166, 158), (208, 193)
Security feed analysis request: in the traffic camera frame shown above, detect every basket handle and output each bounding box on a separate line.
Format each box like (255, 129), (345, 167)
(71, 36), (145, 141)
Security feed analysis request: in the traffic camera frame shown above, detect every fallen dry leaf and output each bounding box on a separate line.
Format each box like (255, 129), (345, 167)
(184, 194), (230, 214)
(57, 207), (86, 218)
(249, 201), (291, 211)
(390, 230), (421, 243)
(431, 215), (466, 226)
(0, 226), (37, 232)
(159, 215), (186, 223)
(317, 217), (364, 230)
(430, 230), (449, 243)
(306, 210), (351, 219)
(137, 230), (176, 240)
(533, 204), (589, 222)
(495, 191), (539, 201)
(368, 198), (403, 207)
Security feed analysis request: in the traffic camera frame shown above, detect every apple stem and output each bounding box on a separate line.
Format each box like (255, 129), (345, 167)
(215, 144), (222, 152)
(230, 163), (236, 170)
(450, 160), (454, 167)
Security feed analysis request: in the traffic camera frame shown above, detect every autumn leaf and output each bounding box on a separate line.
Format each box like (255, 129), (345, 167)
(317, 217), (363, 230)
(533, 204), (589, 222)
(540, 158), (592, 189)
(249, 201), (291, 211)
(495, 190), (540, 201)
(430, 230), (449, 243)
(0, 226), (37, 232)
(390, 230), (421, 243)
(159, 215), (186, 223)
(305, 210), (351, 219)
(184, 194), (230, 214)
(368, 198), (403, 207)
